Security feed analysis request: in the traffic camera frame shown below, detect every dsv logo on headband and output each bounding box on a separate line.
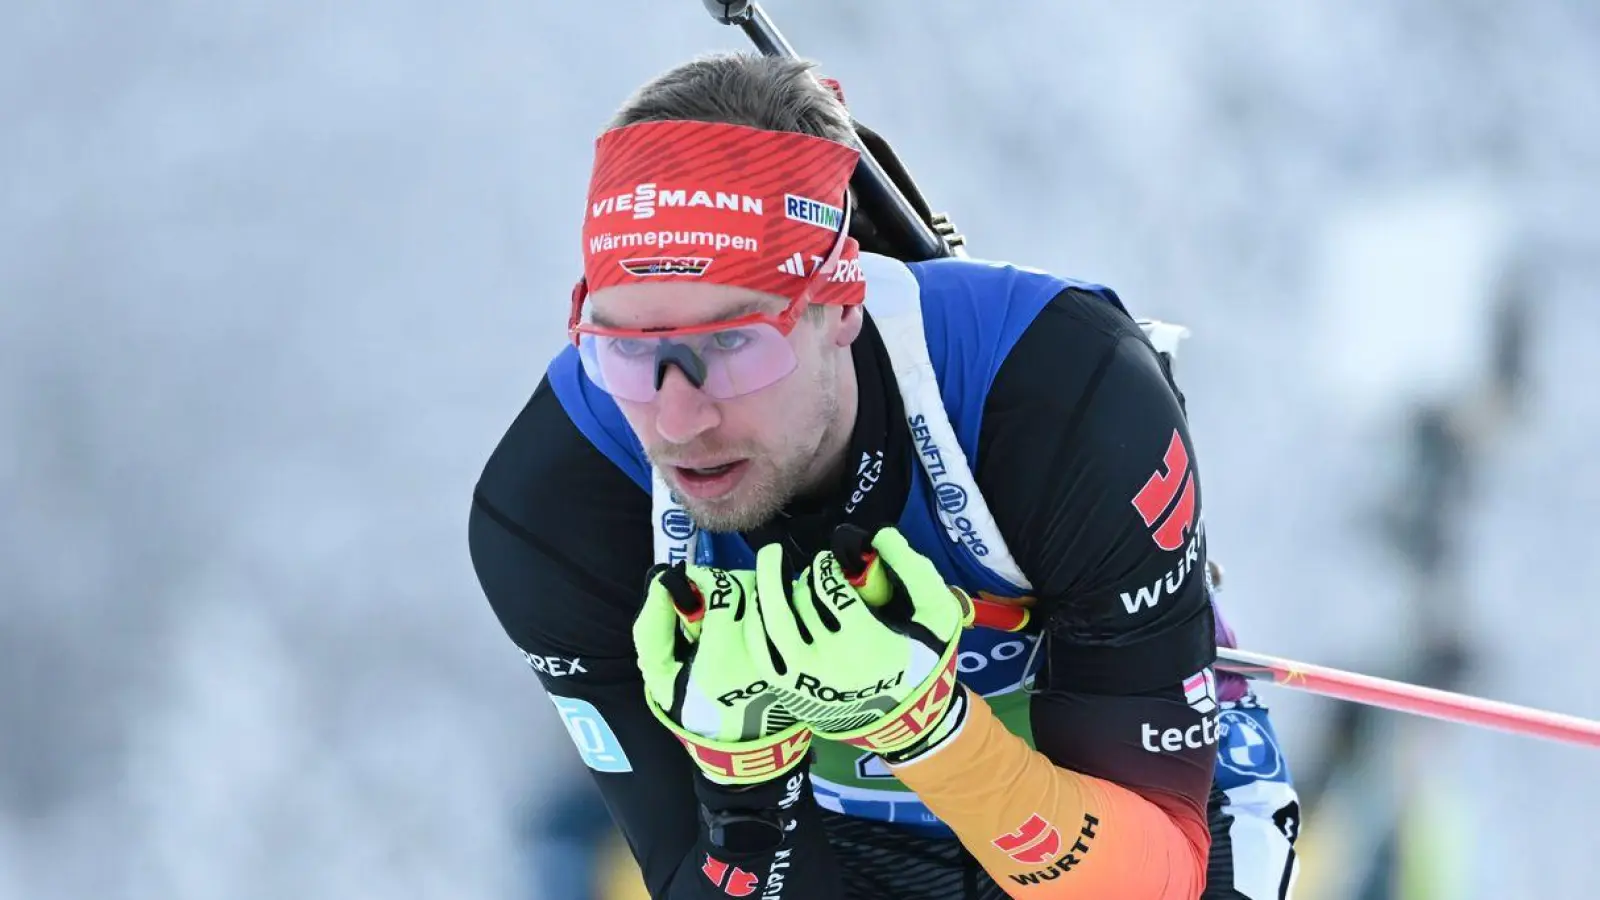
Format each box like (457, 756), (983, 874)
(592, 183), (765, 220)
(619, 257), (712, 277)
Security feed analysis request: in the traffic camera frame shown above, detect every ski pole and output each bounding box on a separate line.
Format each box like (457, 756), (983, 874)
(966, 595), (1600, 750)
(1213, 646), (1600, 749)
(699, 0), (956, 261)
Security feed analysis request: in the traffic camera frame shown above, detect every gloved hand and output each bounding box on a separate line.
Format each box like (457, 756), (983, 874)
(632, 562), (812, 786)
(753, 525), (974, 761)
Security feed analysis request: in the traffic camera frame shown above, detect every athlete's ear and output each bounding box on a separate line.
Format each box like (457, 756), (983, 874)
(834, 303), (865, 347)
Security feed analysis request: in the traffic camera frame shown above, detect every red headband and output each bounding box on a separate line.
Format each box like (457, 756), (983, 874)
(579, 120), (865, 308)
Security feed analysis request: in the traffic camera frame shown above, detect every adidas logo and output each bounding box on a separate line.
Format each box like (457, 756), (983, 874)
(776, 253), (807, 277)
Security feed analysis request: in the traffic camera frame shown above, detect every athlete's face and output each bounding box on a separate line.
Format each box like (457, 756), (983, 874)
(589, 282), (863, 533)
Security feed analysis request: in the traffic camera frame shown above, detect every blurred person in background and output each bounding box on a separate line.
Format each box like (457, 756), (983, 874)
(469, 52), (1299, 900)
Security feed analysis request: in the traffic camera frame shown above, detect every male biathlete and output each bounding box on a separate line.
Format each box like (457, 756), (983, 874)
(470, 52), (1301, 900)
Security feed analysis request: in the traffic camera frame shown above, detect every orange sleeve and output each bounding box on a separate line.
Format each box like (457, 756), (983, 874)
(889, 691), (1210, 899)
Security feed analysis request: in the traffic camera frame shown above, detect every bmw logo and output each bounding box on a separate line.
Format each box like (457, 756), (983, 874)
(1217, 710), (1283, 779)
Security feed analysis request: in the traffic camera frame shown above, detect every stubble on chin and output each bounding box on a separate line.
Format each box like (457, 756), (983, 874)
(667, 460), (789, 534)
(659, 354), (845, 535)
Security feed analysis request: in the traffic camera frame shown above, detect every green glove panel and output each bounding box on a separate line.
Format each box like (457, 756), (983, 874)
(753, 525), (973, 756)
(632, 562), (811, 785)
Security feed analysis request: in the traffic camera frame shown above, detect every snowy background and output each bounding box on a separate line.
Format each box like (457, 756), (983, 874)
(3, 1), (1597, 898)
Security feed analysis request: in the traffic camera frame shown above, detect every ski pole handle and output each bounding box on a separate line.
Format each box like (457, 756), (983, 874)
(971, 595), (1030, 632)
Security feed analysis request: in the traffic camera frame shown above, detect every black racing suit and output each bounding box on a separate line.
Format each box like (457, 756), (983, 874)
(470, 288), (1285, 898)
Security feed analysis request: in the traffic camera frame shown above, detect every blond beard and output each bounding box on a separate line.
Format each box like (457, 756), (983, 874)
(659, 362), (842, 534)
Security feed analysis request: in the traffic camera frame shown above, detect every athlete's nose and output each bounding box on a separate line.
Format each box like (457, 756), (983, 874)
(652, 365), (721, 446)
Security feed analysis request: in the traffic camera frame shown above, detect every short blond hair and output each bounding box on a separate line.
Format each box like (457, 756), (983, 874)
(607, 52), (854, 146)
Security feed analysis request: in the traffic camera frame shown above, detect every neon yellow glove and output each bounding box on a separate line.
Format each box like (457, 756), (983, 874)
(752, 525), (973, 759)
(632, 562), (812, 785)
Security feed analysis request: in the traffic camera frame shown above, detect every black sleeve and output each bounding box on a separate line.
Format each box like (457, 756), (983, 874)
(977, 290), (1218, 827)
(467, 378), (846, 900)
